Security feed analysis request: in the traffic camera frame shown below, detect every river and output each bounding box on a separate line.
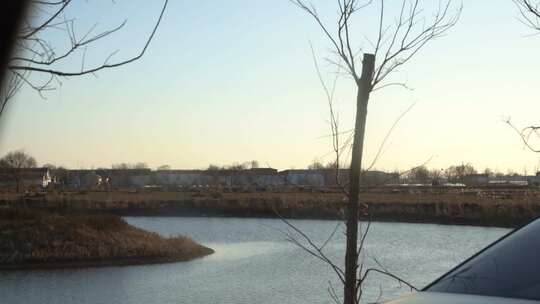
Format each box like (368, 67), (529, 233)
(0, 217), (510, 304)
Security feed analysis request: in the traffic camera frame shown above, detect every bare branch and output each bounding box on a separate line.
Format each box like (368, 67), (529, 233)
(361, 268), (418, 291)
(290, 0), (367, 81)
(292, 1), (459, 303)
(328, 281), (342, 304)
(20, 0), (72, 40)
(273, 209), (346, 284)
(514, 0), (540, 30)
(371, 82), (413, 92)
(3, 0), (168, 106)
(373, 0), (462, 86)
(505, 118), (540, 153)
(10, 1), (168, 77)
(364, 102), (416, 172)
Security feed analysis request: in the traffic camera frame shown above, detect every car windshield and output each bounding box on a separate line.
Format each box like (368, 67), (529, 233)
(426, 218), (540, 300)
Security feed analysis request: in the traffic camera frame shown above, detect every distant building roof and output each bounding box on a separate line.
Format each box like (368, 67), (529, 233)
(68, 169), (96, 174)
(464, 174), (489, 178)
(156, 170), (204, 174)
(0, 167), (49, 182)
(0, 167), (48, 174)
(279, 169), (323, 174)
(95, 168), (152, 176)
(248, 168), (278, 174)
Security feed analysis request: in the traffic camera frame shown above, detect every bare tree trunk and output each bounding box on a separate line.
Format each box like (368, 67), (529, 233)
(344, 53), (375, 304)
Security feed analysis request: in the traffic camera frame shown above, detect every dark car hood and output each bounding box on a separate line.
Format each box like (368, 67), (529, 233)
(385, 292), (540, 304)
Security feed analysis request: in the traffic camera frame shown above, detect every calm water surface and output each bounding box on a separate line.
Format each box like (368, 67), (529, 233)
(0, 217), (510, 304)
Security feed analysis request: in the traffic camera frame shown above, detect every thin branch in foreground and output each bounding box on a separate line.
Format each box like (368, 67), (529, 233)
(9, 0), (169, 77)
(514, 0), (540, 30)
(361, 268), (418, 292)
(2, 0), (169, 110)
(270, 209), (346, 284)
(364, 102), (416, 172)
(505, 118), (540, 153)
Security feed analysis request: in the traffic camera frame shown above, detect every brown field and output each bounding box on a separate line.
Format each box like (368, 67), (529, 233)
(1, 186), (540, 227)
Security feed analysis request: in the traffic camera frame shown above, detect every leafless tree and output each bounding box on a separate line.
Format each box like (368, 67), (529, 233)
(290, 1), (461, 303)
(308, 160), (326, 170)
(250, 160), (260, 169)
(111, 162), (148, 170)
(444, 163), (477, 183)
(0, 0), (169, 116)
(514, 0), (540, 30)
(157, 165), (171, 171)
(406, 165), (430, 184)
(0, 149), (38, 192)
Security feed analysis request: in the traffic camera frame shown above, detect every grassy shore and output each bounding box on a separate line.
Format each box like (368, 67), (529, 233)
(1, 186), (539, 227)
(0, 208), (214, 270)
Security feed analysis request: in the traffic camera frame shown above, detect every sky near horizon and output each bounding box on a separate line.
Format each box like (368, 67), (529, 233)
(1, 0), (540, 173)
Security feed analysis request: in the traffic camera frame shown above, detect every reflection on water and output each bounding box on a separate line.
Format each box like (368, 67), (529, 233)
(207, 242), (289, 261)
(0, 217), (510, 304)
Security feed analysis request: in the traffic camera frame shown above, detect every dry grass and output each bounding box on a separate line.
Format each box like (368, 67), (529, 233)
(0, 209), (213, 269)
(2, 187), (534, 206)
(1, 187), (540, 227)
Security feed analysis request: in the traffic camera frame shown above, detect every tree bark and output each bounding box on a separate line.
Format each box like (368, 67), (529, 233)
(344, 53), (375, 304)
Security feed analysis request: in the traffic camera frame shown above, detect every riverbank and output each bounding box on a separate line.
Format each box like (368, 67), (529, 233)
(0, 208), (214, 270)
(1, 187), (539, 227)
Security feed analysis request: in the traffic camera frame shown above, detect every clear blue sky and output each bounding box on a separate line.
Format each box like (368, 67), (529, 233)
(1, 0), (540, 173)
